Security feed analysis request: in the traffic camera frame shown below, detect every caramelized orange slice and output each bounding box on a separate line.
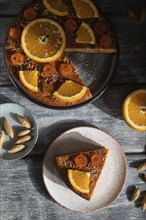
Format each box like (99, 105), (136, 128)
(68, 169), (90, 194)
(21, 18), (66, 62)
(53, 80), (88, 102)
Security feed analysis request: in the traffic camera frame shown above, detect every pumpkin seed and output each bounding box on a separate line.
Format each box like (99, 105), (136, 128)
(131, 187), (141, 202)
(0, 130), (5, 148)
(139, 8), (146, 24)
(137, 162), (146, 172)
(141, 194), (146, 211)
(4, 117), (14, 139)
(8, 144), (26, 153)
(18, 130), (31, 137)
(17, 115), (31, 128)
(16, 135), (31, 144)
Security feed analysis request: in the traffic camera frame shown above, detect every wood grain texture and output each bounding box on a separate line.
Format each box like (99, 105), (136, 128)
(0, 85), (146, 154)
(102, 0), (146, 15)
(0, 0), (146, 219)
(0, 0), (146, 16)
(0, 154), (146, 220)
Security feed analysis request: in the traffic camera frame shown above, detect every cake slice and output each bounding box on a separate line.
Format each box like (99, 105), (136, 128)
(65, 18), (118, 54)
(41, 0), (118, 54)
(62, 1), (118, 54)
(54, 148), (108, 200)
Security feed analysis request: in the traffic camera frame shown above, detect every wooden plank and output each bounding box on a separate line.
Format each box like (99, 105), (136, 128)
(0, 17), (13, 85)
(101, 0), (146, 15)
(0, 154), (146, 220)
(0, 0), (146, 16)
(0, 15), (146, 86)
(0, 0), (31, 16)
(0, 85), (145, 154)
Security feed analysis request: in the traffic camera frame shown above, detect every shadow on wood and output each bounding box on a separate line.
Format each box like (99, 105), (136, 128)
(126, 185), (143, 208)
(92, 84), (146, 120)
(34, 119), (97, 154)
(25, 156), (54, 202)
(0, 94), (14, 104)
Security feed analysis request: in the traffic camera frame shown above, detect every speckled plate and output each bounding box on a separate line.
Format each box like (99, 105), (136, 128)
(42, 126), (127, 213)
(0, 103), (38, 160)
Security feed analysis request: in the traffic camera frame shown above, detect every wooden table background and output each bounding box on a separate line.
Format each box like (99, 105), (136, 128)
(0, 0), (146, 219)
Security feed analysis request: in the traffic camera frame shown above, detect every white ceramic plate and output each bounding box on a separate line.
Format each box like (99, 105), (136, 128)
(0, 103), (38, 160)
(43, 126), (127, 213)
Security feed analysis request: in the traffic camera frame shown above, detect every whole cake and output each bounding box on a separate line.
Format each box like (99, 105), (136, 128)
(5, 0), (118, 107)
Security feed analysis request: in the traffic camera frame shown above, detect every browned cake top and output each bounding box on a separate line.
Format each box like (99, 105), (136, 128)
(55, 148), (108, 172)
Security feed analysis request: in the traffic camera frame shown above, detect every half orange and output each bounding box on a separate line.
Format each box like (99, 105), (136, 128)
(122, 89), (146, 131)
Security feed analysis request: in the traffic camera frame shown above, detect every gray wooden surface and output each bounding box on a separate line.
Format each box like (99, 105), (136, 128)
(0, 0), (146, 219)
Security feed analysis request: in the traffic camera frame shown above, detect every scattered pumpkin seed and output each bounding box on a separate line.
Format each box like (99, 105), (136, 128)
(137, 162), (146, 172)
(131, 187), (141, 202)
(141, 194), (146, 211)
(128, 9), (139, 24)
(139, 8), (146, 24)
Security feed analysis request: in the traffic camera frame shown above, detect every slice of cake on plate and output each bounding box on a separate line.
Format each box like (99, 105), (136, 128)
(54, 148), (108, 200)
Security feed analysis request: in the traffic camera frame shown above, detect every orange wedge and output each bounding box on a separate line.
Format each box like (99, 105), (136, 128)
(52, 80), (88, 102)
(72, 0), (99, 18)
(68, 169), (90, 194)
(122, 89), (146, 131)
(19, 70), (38, 92)
(76, 22), (96, 44)
(21, 18), (66, 62)
(42, 0), (68, 16)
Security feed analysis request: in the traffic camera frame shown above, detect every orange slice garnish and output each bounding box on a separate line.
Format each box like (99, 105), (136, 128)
(21, 18), (66, 62)
(53, 80), (88, 102)
(42, 0), (68, 16)
(19, 70), (38, 92)
(76, 22), (96, 44)
(72, 0), (99, 18)
(68, 169), (90, 193)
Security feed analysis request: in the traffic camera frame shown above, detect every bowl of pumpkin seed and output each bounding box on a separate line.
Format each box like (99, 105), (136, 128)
(0, 103), (38, 160)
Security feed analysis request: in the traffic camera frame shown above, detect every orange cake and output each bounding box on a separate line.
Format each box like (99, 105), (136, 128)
(54, 148), (108, 200)
(5, 0), (118, 107)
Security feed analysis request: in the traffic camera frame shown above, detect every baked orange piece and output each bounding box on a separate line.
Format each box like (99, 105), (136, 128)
(54, 148), (108, 200)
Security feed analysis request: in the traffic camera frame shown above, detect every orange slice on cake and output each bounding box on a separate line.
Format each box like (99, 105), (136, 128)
(72, 0), (99, 18)
(21, 18), (66, 62)
(76, 22), (96, 44)
(19, 70), (39, 92)
(68, 169), (90, 194)
(53, 80), (88, 102)
(42, 0), (68, 16)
